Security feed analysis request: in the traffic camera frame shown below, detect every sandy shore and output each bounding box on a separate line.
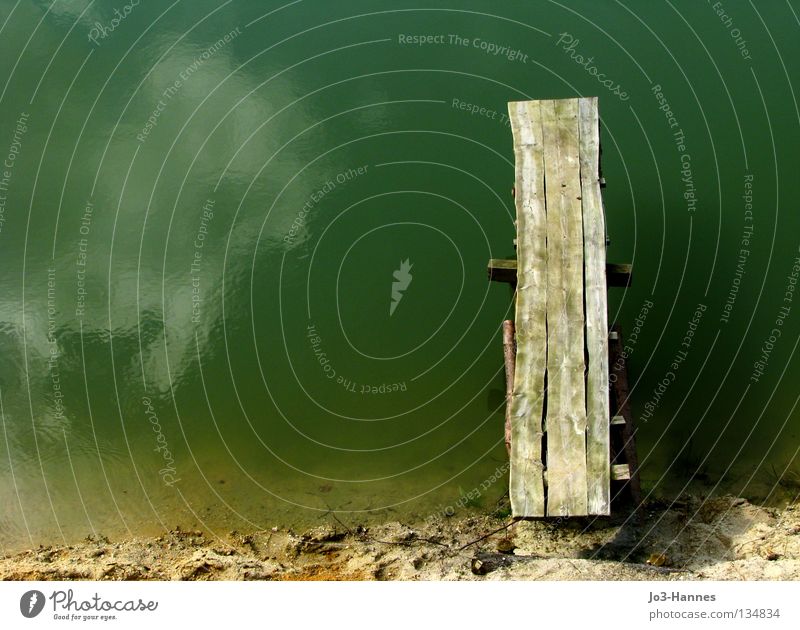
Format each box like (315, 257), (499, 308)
(2, 496), (799, 580)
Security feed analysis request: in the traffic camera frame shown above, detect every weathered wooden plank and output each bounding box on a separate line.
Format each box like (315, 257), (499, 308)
(541, 99), (588, 517)
(507, 100), (547, 517)
(487, 259), (631, 287)
(579, 97), (611, 515)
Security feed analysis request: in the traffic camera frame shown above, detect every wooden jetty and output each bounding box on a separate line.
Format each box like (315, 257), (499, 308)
(491, 97), (639, 518)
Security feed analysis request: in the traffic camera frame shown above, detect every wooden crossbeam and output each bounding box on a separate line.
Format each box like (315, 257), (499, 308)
(608, 325), (643, 505)
(487, 259), (631, 287)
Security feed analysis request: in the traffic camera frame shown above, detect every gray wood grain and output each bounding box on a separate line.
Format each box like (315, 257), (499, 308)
(579, 97), (611, 515)
(507, 100), (547, 517)
(541, 99), (588, 517)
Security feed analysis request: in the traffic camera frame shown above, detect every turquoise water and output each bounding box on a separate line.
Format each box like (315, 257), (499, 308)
(0, 0), (799, 551)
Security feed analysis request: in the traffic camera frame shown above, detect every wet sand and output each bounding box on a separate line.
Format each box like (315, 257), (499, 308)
(2, 496), (799, 580)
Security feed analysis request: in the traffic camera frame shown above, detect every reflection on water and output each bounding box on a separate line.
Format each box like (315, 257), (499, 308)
(1, 1), (799, 551)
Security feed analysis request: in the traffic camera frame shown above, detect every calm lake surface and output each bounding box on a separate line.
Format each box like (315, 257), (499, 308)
(0, 0), (798, 551)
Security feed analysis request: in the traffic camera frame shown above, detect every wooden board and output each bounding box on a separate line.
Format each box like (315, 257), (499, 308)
(507, 100), (547, 517)
(540, 99), (588, 517)
(579, 97), (611, 515)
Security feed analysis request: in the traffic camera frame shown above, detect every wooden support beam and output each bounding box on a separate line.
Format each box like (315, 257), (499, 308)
(487, 259), (631, 287)
(611, 464), (631, 481)
(608, 324), (643, 505)
(502, 320), (516, 457)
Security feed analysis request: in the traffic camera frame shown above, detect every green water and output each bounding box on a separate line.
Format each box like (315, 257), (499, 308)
(0, 0), (799, 551)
